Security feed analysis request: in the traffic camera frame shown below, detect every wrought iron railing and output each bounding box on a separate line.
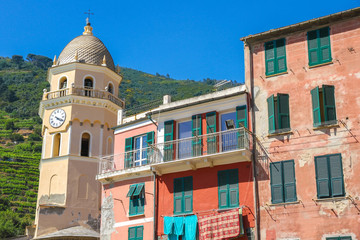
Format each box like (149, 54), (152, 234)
(43, 87), (124, 108)
(98, 127), (249, 174)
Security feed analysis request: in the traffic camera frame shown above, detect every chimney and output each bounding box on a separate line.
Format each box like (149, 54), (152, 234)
(163, 95), (171, 104)
(117, 109), (124, 125)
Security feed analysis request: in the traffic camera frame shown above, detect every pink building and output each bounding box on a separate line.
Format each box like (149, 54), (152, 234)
(97, 112), (157, 240)
(241, 7), (360, 240)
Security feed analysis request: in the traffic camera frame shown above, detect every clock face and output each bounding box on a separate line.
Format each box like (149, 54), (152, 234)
(49, 109), (66, 128)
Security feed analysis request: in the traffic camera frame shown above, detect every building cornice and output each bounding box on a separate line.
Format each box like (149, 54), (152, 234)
(240, 7), (360, 44)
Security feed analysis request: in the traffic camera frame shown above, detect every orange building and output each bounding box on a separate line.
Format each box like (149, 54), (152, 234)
(149, 87), (255, 239)
(241, 7), (360, 240)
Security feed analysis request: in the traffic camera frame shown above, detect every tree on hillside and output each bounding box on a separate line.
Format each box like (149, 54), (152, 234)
(12, 55), (24, 69)
(26, 54), (52, 70)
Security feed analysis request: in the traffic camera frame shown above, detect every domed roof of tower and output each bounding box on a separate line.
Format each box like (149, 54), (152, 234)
(57, 20), (115, 71)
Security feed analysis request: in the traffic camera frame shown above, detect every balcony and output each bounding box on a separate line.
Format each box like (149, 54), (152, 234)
(97, 128), (251, 179)
(42, 86), (125, 108)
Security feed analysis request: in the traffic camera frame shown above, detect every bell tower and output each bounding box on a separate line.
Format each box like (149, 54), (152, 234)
(34, 20), (123, 239)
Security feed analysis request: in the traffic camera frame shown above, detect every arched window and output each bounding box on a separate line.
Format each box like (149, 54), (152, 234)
(81, 133), (90, 157)
(107, 83), (114, 94)
(60, 77), (67, 89)
(53, 133), (61, 157)
(49, 174), (59, 196)
(84, 78), (93, 97)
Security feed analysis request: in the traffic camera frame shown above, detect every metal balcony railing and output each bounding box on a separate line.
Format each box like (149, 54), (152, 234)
(98, 127), (249, 174)
(43, 87), (125, 108)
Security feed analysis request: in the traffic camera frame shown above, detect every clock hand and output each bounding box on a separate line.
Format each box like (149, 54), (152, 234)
(55, 116), (64, 122)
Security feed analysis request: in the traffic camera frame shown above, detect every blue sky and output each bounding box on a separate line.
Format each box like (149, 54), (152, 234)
(0, 1), (358, 82)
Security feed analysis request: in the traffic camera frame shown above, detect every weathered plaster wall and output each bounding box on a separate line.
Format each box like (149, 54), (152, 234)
(156, 162), (255, 239)
(244, 16), (360, 240)
(102, 176), (155, 240)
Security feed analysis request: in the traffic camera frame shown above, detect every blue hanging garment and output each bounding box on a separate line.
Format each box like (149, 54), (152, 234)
(184, 215), (198, 240)
(164, 216), (174, 235)
(174, 216), (185, 236)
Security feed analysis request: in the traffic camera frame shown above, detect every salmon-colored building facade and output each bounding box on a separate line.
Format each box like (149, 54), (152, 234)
(97, 113), (157, 240)
(242, 7), (360, 240)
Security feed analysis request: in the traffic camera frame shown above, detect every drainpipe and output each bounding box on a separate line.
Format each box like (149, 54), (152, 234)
(152, 169), (157, 240)
(245, 39), (260, 240)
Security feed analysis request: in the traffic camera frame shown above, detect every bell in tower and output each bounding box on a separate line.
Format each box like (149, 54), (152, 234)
(34, 17), (123, 239)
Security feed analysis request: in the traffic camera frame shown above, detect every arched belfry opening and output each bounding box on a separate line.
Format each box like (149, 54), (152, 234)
(81, 133), (91, 157)
(107, 83), (114, 94)
(84, 77), (93, 97)
(60, 77), (67, 89)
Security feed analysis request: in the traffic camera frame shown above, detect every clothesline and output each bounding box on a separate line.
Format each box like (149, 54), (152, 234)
(160, 206), (245, 217)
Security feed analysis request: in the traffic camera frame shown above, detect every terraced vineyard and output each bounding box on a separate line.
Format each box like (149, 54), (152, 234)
(0, 113), (42, 237)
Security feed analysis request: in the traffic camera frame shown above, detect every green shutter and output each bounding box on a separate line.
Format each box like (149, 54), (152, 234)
(183, 176), (193, 213)
(228, 169), (239, 207)
(315, 156), (330, 198)
(236, 105), (247, 149)
(283, 160), (297, 202)
(129, 197), (137, 216)
(270, 162), (284, 203)
(311, 87), (322, 127)
(192, 115), (202, 156)
(164, 120), (174, 161)
(277, 94), (290, 131)
(133, 183), (144, 197)
(174, 178), (183, 214)
(146, 131), (154, 144)
(267, 95), (276, 134)
(265, 41), (275, 76)
(128, 227), (136, 240)
(329, 154), (344, 197)
(218, 171), (228, 208)
(308, 30), (319, 66)
(319, 27), (332, 63)
(125, 137), (133, 168)
(322, 85), (336, 124)
(236, 105), (247, 128)
(276, 38), (287, 73)
(206, 112), (217, 154)
(136, 226), (143, 240)
(127, 184), (137, 197)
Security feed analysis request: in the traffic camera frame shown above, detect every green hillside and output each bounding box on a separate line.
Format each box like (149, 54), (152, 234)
(0, 55), (239, 238)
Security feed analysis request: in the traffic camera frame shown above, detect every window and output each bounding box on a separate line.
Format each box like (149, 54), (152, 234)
(134, 135), (148, 166)
(270, 160), (297, 204)
(265, 38), (287, 76)
(218, 169), (239, 209)
(178, 121), (192, 159)
(164, 120), (175, 161)
(308, 27), (332, 66)
(311, 85), (337, 127)
(127, 183), (145, 216)
(128, 226), (143, 240)
(315, 153), (345, 199)
(267, 94), (290, 134)
(59, 77), (67, 89)
(80, 133), (90, 157)
(107, 83), (114, 94)
(326, 237), (352, 240)
(84, 78), (93, 97)
(174, 176), (193, 214)
(125, 132), (154, 168)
